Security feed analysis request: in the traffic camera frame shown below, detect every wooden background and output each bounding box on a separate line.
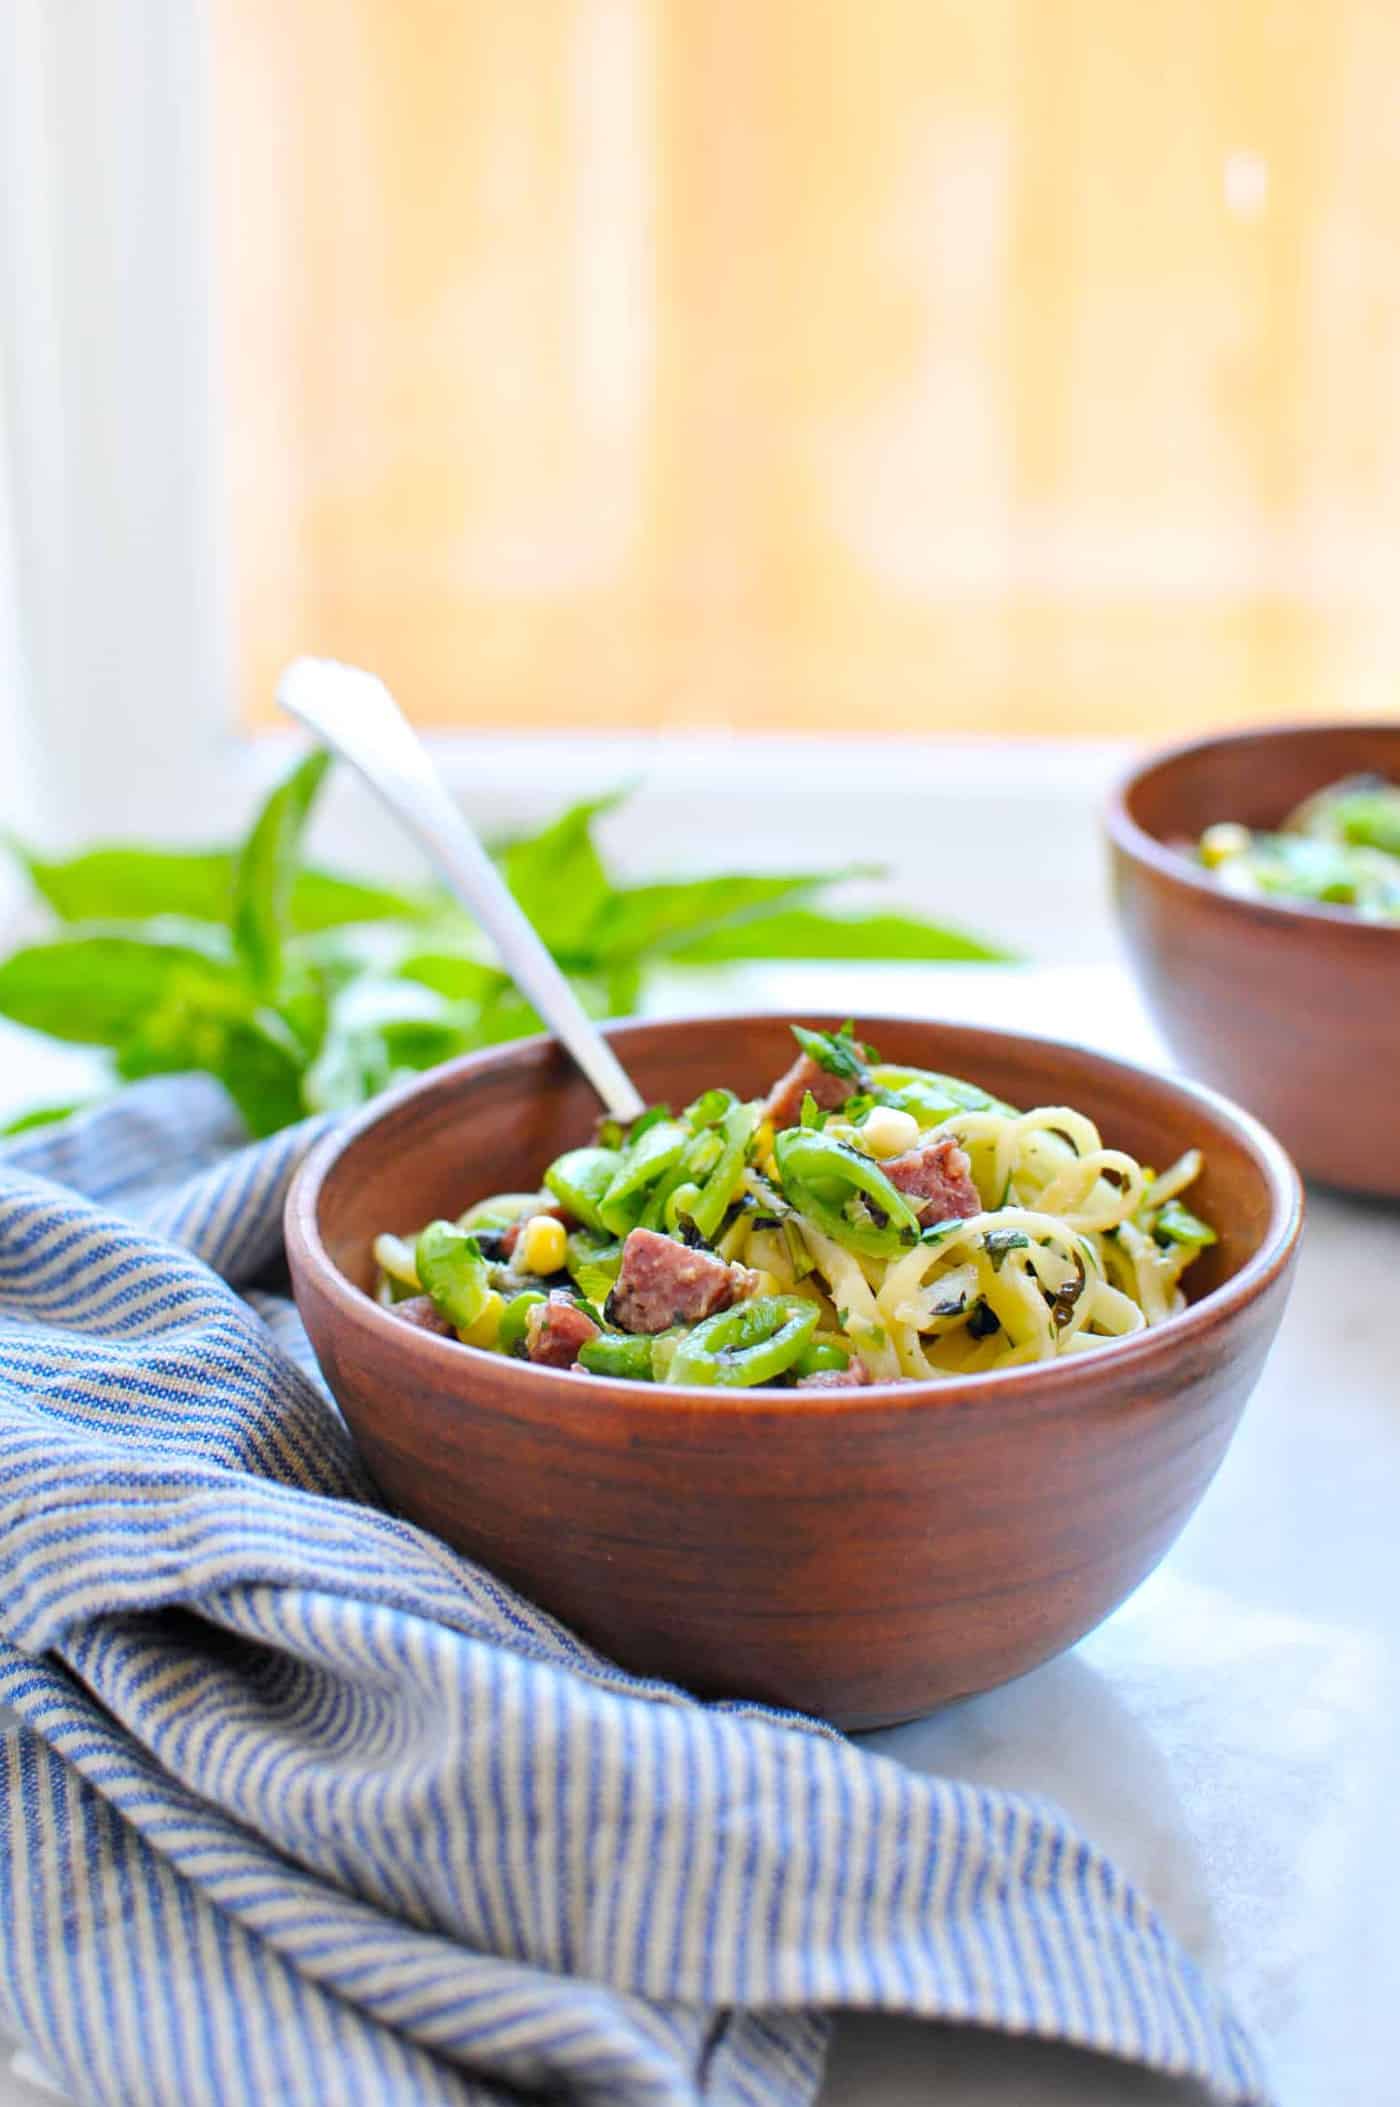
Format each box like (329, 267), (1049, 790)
(213, 0), (1400, 737)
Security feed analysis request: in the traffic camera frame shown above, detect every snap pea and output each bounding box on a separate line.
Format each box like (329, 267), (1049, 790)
(544, 1146), (622, 1232)
(643, 1123), (725, 1230)
(666, 1294), (819, 1388)
(870, 1066), (1016, 1124)
(791, 1339), (850, 1378)
(597, 1119), (689, 1235)
(497, 1289), (546, 1356)
(686, 1100), (760, 1241)
(685, 1086), (738, 1131)
(576, 1327), (685, 1381)
(577, 1331), (657, 1380)
(415, 1220), (492, 1332)
(773, 1126), (921, 1258)
(1151, 1199), (1217, 1250)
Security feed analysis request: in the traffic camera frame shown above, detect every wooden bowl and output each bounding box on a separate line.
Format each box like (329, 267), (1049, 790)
(286, 1014), (1301, 1729)
(1109, 722), (1400, 1195)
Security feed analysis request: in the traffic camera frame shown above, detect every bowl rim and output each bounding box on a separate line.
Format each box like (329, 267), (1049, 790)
(285, 1011), (1305, 1413)
(1107, 718), (1400, 937)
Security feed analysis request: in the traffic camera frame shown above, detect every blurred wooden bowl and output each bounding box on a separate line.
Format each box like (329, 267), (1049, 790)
(286, 1013), (1301, 1728)
(1109, 722), (1400, 1195)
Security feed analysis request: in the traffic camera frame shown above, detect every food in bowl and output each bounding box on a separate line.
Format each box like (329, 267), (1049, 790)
(1194, 771), (1400, 920)
(373, 1022), (1215, 1388)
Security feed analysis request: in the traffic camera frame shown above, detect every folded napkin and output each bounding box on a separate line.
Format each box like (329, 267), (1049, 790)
(0, 1078), (1269, 2106)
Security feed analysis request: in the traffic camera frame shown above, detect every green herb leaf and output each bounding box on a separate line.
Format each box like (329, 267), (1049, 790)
(0, 927), (238, 1047)
(0, 1100), (99, 1138)
(669, 906), (1011, 965)
(230, 751), (332, 993)
(497, 791), (626, 954)
(791, 1023), (871, 1083)
(583, 870), (873, 964)
(3, 836), (431, 934)
(396, 952), (511, 1003)
(983, 1228), (1031, 1271)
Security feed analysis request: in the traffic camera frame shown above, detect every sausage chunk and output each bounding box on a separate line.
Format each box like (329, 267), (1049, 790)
(762, 1053), (855, 1131)
(525, 1292), (600, 1368)
(607, 1226), (739, 1335)
(795, 1357), (871, 1390)
(391, 1294), (456, 1337)
(883, 1138), (982, 1226)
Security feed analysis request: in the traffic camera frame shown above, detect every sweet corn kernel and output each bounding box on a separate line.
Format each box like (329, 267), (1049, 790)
(457, 1289), (505, 1350)
(859, 1106), (921, 1158)
(753, 1120), (778, 1175)
(1199, 821), (1251, 869)
(519, 1213), (568, 1275)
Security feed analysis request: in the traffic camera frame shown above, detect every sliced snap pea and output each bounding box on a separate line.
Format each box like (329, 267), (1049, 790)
(687, 1100), (760, 1241)
(791, 1339), (850, 1378)
(685, 1086), (738, 1131)
(598, 1119), (689, 1236)
(773, 1127), (921, 1258)
(666, 1295), (819, 1388)
(497, 1290), (546, 1357)
(544, 1146), (622, 1232)
(415, 1220), (492, 1332)
(577, 1332), (657, 1381)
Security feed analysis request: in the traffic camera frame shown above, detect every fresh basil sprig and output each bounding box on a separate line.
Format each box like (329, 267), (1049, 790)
(0, 754), (1005, 1138)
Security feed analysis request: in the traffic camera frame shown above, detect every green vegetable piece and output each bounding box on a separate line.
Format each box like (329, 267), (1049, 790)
(544, 1146), (623, 1232)
(414, 1220), (492, 1333)
(687, 1100), (761, 1241)
(799, 1090), (825, 1129)
(231, 750), (332, 994)
(666, 1295), (820, 1388)
(1151, 1199), (1218, 1250)
(498, 1290), (546, 1357)
(626, 1103), (673, 1142)
(685, 1086), (737, 1131)
(598, 1119), (689, 1235)
(773, 1125), (921, 1258)
(1287, 775), (1400, 858)
(577, 1332), (657, 1381)
(791, 1339), (850, 1378)
(873, 1066), (1017, 1125)
(781, 1215), (815, 1279)
(791, 1021), (873, 1084)
(663, 1180), (705, 1233)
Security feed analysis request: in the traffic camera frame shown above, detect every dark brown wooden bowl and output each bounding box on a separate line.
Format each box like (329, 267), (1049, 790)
(1109, 722), (1400, 1195)
(286, 1013), (1301, 1729)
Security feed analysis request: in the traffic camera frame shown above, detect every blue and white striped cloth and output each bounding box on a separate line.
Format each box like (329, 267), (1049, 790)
(0, 1078), (1270, 2106)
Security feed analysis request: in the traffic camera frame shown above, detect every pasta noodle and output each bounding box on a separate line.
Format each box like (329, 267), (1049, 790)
(374, 1023), (1216, 1388)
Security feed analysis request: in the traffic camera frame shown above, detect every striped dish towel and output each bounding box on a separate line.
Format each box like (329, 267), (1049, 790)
(0, 1078), (1270, 2107)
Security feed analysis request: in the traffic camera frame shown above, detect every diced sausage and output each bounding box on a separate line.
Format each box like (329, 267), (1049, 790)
(391, 1294), (455, 1337)
(607, 1226), (739, 1334)
(796, 1357), (871, 1390)
(883, 1138), (982, 1226)
(525, 1292), (600, 1369)
(762, 1053), (855, 1131)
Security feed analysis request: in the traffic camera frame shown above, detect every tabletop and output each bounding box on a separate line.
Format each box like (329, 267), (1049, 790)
(0, 962), (1392, 2107)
